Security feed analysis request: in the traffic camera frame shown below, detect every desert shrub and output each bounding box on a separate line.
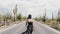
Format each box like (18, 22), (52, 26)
(45, 19), (52, 25)
(22, 16), (26, 20)
(49, 21), (59, 29)
(45, 19), (60, 31)
(16, 14), (22, 21)
(57, 24), (60, 31)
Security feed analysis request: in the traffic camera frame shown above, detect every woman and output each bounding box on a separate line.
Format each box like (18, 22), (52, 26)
(22, 14), (33, 34)
(26, 14), (33, 34)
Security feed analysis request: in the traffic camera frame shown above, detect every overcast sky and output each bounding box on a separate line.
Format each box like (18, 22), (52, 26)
(0, 0), (60, 18)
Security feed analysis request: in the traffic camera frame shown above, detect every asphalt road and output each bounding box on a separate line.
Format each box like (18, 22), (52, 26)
(0, 21), (60, 34)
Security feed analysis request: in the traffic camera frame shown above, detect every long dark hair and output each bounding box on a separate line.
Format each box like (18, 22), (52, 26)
(27, 14), (32, 19)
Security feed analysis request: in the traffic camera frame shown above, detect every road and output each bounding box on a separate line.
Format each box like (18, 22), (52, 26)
(0, 21), (60, 34)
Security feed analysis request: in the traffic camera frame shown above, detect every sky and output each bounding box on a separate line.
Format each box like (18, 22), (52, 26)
(0, 0), (60, 18)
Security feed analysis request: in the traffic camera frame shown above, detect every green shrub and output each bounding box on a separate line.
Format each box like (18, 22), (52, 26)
(16, 14), (22, 21)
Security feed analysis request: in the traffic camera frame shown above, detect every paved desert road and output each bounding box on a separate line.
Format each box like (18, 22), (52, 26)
(0, 21), (60, 34)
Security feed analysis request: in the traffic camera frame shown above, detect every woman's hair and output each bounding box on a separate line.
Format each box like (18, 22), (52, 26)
(27, 14), (32, 19)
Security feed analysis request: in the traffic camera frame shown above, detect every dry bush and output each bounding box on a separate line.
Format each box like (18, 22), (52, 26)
(49, 21), (58, 29)
(45, 19), (52, 25)
(45, 19), (60, 31)
(57, 24), (60, 31)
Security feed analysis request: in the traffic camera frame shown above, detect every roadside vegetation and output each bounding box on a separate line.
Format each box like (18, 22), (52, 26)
(0, 5), (26, 29)
(34, 10), (60, 31)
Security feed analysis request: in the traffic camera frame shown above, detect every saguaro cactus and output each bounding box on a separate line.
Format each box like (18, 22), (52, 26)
(52, 12), (54, 20)
(57, 9), (60, 24)
(43, 9), (46, 22)
(13, 5), (17, 22)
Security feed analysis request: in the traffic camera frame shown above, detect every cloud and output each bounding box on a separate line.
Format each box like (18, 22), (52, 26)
(0, 0), (60, 18)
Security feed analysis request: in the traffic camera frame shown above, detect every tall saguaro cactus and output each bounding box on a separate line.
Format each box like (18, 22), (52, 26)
(58, 9), (60, 15)
(13, 5), (17, 22)
(56, 9), (60, 24)
(52, 12), (54, 20)
(43, 9), (46, 22)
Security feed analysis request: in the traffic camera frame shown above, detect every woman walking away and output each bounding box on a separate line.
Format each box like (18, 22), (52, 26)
(26, 14), (33, 34)
(22, 14), (33, 34)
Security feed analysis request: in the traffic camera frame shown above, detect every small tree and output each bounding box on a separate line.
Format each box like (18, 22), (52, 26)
(22, 16), (26, 20)
(17, 14), (22, 21)
(3, 13), (12, 28)
(34, 17), (37, 21)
